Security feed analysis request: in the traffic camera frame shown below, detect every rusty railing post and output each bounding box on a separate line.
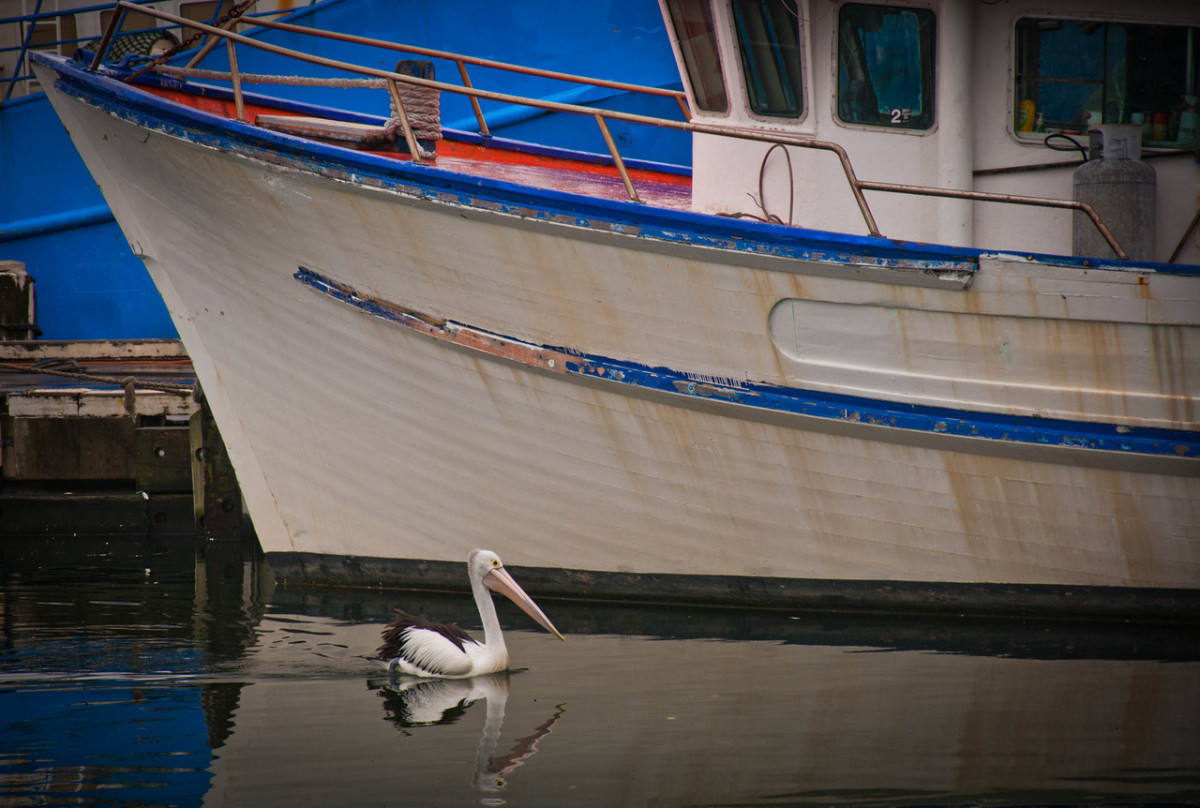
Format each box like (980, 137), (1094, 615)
(594, 114), (639, 203)
(89, 2), (125, 71)
(456, 59), (490, 137)
(386, 77), (425, 161)
(226, 38), (245, 121)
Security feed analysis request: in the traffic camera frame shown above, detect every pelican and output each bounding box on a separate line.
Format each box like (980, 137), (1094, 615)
(376, 550), (564, 678)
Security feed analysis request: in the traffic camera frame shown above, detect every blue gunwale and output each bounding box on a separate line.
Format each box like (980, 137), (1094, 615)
(39, 53), (975, 274)
(38, 51), (1200, 276)
(295, 267), (1200, 464)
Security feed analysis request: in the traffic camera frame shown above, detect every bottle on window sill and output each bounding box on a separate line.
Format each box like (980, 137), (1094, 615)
(1018, 98), (1035, 132)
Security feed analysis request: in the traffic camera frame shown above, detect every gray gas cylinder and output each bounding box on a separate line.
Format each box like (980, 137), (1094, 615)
(1072, 124), (1156, 261)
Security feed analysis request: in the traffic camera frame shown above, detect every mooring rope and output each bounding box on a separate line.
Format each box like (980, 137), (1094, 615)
(154, 66), (442, 141)
(387, 88), (441, 142)
(0, 362), (195, 395)
(157, 65), (381, 86)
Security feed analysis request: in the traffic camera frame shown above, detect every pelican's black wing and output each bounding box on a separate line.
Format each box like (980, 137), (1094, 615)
(376, 609), (477, 660)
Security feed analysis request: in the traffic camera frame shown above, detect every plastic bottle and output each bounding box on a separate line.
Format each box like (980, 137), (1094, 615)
(1018, 98), (1035, 132)
(1179, 96), (1198, 144)
(1151, 112), (1167, 142)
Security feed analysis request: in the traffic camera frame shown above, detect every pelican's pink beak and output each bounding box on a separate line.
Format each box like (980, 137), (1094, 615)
(483, 567), (565, 641)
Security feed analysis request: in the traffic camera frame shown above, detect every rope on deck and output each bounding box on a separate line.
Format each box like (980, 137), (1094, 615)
(155, 66), (441, 141)
(157, 65), (381, 86)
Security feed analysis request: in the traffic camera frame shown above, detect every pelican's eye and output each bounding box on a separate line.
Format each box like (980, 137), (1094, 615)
(491, 559), (500, 567)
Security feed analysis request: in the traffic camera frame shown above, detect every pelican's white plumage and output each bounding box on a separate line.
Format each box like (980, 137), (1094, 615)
(376, 550), (564, 678)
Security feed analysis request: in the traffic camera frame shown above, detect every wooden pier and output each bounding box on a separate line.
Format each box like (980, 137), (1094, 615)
(0, 336), (251, 540)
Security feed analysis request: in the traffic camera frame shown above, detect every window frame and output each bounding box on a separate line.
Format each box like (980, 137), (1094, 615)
(664, 0), (732, 116)
(833, 1), (938, 133)
(1011, 15), (1200, 149)
(729, 0), (807, 122)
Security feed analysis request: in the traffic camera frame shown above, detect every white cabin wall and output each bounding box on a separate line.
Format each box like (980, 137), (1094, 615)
(971, 0), (1200, 262)
(935, 0), (973, 246)
(970, 0), (1078, 257)
(675, 0), (1199, 261)
(692, 0), (872, 236)
(689, 0), (977, 246)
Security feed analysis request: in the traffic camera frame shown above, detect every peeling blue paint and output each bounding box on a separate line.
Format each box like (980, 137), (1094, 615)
(296, 267), (1200, 462)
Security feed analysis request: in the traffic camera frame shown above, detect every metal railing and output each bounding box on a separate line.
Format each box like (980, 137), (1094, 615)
(0, 0), (303, 103)
(91, 0), (1128, 259)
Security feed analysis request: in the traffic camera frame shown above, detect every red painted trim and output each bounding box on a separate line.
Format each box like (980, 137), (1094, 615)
(143, 85), (690, 187)
(437, 139), (690, 186)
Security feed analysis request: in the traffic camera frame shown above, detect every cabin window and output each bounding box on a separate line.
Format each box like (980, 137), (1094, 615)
(731, 0), (803, 118)
(836, 3), (936, 130)
(1015, 19), (1200, 148)
(666, 0), (729, 113)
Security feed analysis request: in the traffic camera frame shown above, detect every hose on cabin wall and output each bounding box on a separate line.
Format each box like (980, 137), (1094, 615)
(759, 143), (795, 226)
(726, 143), (796, 227)
(1043, 133), (1088, 163)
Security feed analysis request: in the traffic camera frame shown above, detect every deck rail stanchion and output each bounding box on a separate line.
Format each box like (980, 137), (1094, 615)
(186, 12), (251, 69)
(813, 140), (880, 237)
(89, 2), (124, 71)
(855, 180), (1129, 260)
(385, 77), (424, 161)
(595, 114), (639, 203)
(673, 93), (692, 121)
(226, 38), (246, 121)
(455, 60), (490, 138)
(1169, 207), (1200, 264)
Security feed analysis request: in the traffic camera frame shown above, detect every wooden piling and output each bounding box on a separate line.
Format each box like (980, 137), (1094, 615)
(191, 391), (251, 539)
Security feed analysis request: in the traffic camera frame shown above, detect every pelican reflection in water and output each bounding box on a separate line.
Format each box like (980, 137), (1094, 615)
(375, 550), (565, 679)
(375, 673), (566, 794)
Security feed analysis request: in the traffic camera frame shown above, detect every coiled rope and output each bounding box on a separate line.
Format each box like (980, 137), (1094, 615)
(154, 66), (442, 142)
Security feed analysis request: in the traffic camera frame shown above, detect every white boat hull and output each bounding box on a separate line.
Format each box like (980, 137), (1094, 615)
(35, 56), (1200, 614)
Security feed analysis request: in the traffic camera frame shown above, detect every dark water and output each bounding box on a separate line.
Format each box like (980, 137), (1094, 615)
(2, 536), (1198, 808)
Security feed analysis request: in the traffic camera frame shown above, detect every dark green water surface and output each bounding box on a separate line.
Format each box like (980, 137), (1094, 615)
(2, 535), (1198, 807)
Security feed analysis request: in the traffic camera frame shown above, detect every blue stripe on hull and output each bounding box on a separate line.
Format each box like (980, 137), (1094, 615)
(294, 267), (1200, 464)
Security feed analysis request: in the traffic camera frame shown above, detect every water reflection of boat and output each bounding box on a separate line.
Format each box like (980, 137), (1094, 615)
(209, 608), (1200, 807)
(275, 585), (1200, 663)
(32, 1), (1200, 620)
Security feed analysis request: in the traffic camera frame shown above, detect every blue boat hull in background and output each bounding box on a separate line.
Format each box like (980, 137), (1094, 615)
(1, 94), (176, 339)
(0, 0), (686, 339)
